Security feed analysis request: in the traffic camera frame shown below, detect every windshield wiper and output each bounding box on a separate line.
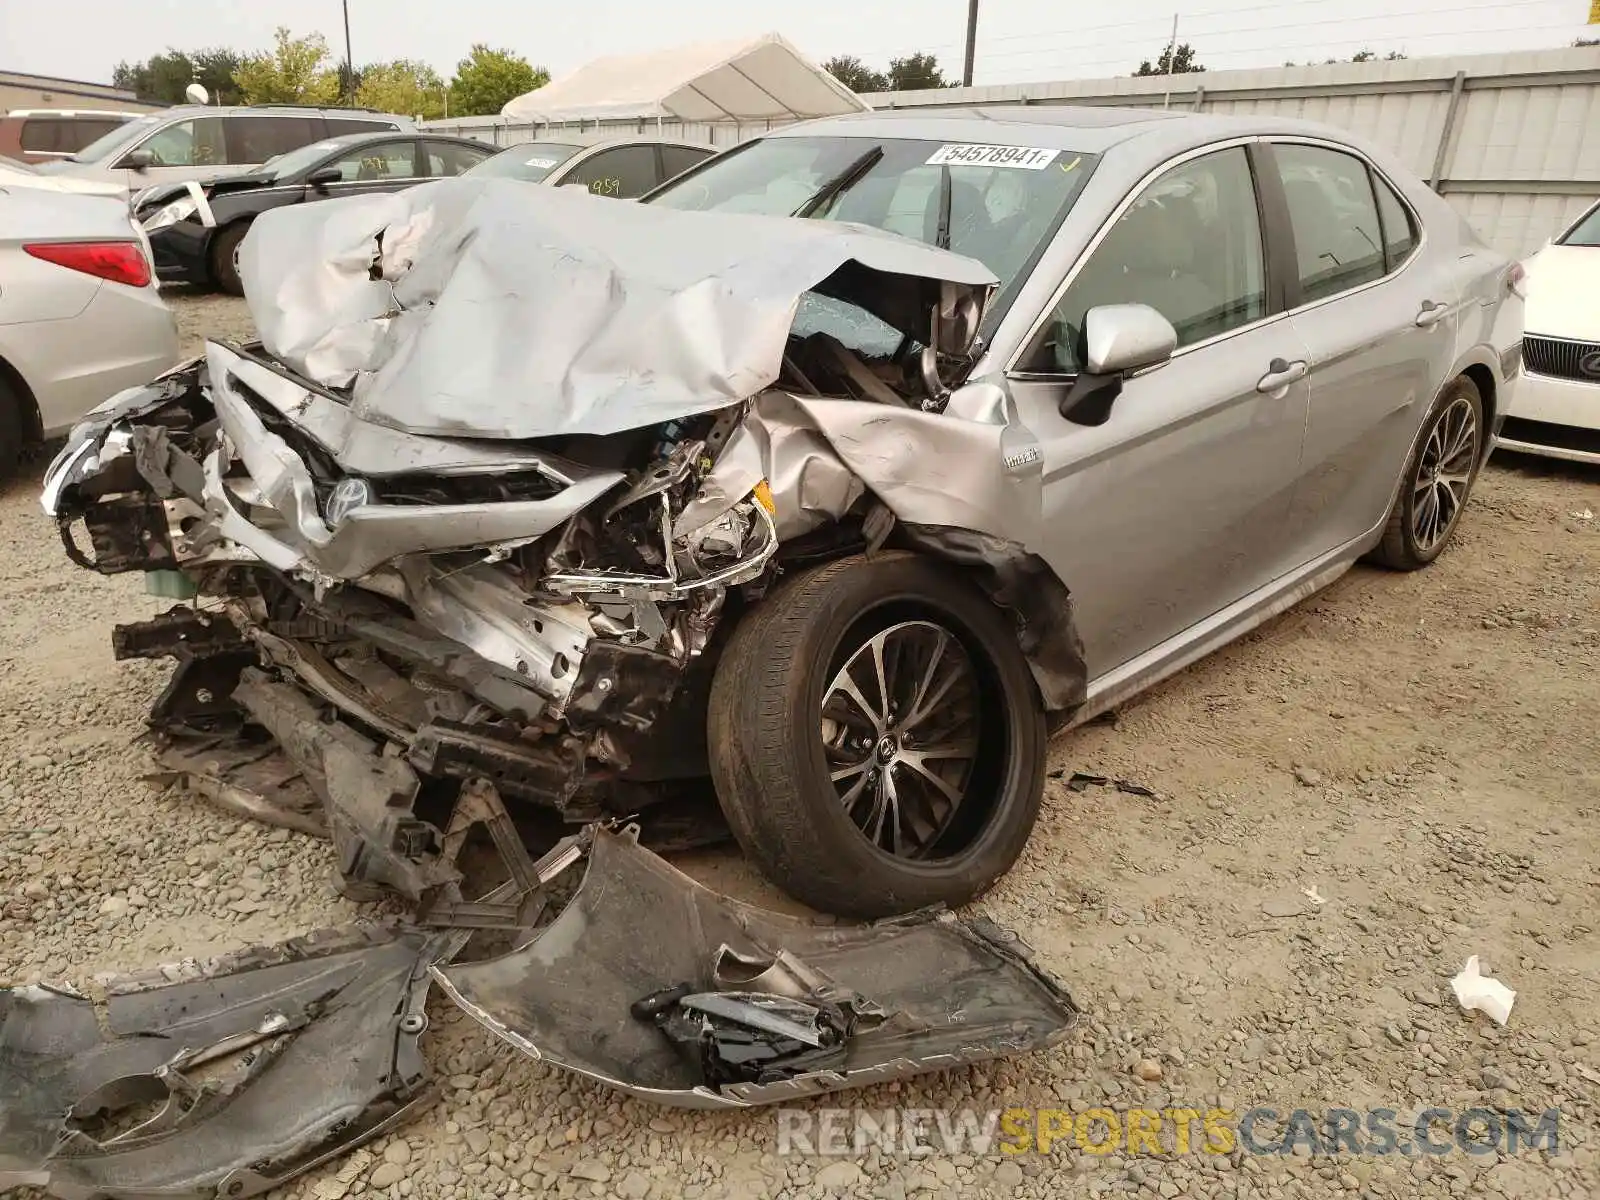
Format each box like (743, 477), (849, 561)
(934, 165), (952, 250)
(791, 146), (883, 219)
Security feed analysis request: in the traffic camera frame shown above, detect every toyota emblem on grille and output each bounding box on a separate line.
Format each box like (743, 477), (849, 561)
(1581, 350), (1600, 380)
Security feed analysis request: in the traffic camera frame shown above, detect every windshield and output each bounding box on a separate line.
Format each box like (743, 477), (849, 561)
(1557, 199), (1600, 247)
(68, 113), (163, 163)
(248, 139), (348, 180)
(466, 143), (584, 182)
(647, 135), (1098, 305)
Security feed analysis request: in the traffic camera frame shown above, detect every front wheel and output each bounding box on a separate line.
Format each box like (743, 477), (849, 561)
(1368, 375), (1484, 571)
(210, 222), (251, 296)
(707, 553), (1046, 918)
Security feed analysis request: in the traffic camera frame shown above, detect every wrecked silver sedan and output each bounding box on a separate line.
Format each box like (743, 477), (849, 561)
(41, 170), (1087, 923)
(42, 105), (1521, 923)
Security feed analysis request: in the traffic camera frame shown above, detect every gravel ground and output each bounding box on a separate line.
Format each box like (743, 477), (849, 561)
(2, 291), (1597, 1199)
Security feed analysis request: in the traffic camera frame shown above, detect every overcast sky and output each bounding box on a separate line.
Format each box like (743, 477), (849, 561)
(5, 0), (1594, 89)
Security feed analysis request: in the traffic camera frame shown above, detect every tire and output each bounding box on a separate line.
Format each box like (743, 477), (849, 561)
(707, 552), (1047, 918)
(1367, 375), (1485, 571)
(0, 375), (26, 485)
(210, 222), (251, 296)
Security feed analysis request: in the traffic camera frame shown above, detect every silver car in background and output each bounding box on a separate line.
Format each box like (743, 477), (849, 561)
(40, 107), (1522, 923)
(0, 185), (178, 480)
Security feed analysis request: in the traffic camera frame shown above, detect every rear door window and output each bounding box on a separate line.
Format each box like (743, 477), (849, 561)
(326, 118), (402, 137)
(1272, 144), (1387, 304)
(20, 117), (127, 154)
(660, 144), (713, 181)
(561, 145), (660, 198)
(226, 116), (324, 165)
(423, 140), (491, 177)
(1372, 173), (1419, 270)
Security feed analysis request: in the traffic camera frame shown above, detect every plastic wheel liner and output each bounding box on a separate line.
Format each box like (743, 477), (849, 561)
(432, 826), (1079, 1109)
(0, 924), (457, 1200)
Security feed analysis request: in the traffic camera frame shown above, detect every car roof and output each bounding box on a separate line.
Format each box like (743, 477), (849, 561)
(770, 104), (1373, 157)
(5, 109), (139, 120)
(492, 135), (713, 154)
(140, 105), (412, 121)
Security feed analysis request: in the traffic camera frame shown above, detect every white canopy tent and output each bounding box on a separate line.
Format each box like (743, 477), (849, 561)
(500, 34), (868, 125)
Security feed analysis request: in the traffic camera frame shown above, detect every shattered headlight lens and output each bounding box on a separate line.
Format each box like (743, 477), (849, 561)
(324, 477), (374, 526)
(141, 196), (198, 233)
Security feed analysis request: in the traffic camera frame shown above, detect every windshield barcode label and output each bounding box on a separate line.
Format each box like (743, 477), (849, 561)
(925, 144), (1059, 169)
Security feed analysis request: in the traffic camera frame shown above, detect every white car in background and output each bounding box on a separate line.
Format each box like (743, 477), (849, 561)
(0, 154), (126, 197)
(0, 185), (179, 481)
(1499, 198), (1600, 464)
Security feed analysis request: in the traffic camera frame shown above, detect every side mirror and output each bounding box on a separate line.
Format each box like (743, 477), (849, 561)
(123, 149), (153, 172)
(1059, 303), (1178, 427)
(1083, 303), (1178, 375)
(306, 167), (341, 189)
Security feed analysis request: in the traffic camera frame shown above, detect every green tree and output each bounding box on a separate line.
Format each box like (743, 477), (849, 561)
(357, 59), (447, 118)
(113, 47), (243, 105)
(887, 52), (946, 91)
(822, 55), (889, 93)
(233, 28), (341, 105)
(1134, 43), (1204, 75)
(448, 45), (548, 116)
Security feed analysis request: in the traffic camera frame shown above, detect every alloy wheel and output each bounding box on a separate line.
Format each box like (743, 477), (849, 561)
(819, 620), (981, 860)
(1412, 395), (1479, 553)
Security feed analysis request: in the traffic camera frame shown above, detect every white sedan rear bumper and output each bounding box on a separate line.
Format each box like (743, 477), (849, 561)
(1498, 366), (1600, 466)
(10, 282), (180, 438)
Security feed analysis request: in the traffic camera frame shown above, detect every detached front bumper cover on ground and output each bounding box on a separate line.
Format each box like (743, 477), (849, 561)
(0, 824), (1078, 1198)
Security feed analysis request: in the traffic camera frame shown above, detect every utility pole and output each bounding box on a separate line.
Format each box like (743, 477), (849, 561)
(342, 0), (355, 103)
(963, 0), (980, 87)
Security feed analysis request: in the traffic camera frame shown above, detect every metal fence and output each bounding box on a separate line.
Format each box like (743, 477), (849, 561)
(424, 45), (1600, 255)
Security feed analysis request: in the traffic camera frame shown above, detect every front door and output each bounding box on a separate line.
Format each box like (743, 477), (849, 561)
(1005, 144), (1312, 680)
(1264, 140), (1464, 562)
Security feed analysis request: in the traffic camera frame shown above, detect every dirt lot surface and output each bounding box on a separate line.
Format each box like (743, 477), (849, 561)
(1, 292), (1597, 1199)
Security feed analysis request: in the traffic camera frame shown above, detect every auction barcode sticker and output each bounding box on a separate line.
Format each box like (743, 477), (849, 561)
(925, 144), (1059, 169)
(525, 155), (560, 168)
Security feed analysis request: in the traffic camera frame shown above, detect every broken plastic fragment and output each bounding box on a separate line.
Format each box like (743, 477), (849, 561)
(1450, 955), (1516, 1025)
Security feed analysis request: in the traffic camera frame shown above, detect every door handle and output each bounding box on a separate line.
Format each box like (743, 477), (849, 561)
(1256, 357), (1308, 393)
(1416, 300), (1449, 328)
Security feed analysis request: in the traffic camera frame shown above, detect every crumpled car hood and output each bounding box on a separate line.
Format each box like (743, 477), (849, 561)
(237, 177), (997, 441)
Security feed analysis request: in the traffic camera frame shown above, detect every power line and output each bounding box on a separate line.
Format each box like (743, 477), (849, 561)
(969, 19), (1581, 69)
(839, 0), (1579, 68)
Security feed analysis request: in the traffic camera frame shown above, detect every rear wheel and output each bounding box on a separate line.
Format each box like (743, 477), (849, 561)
(708, 553), (1046, 918)
(210, 222), (251, 296)
(0, 375), (26, 485)
(1368, 376), (1484, 570)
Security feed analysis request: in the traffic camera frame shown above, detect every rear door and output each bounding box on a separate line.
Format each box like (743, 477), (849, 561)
(1264, 140), (1462, 563)
(1005, 142), (1313, 681)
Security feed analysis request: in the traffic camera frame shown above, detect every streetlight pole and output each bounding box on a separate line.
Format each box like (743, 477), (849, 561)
(342, 0), (355, 103)
(962, 0), (979, 87)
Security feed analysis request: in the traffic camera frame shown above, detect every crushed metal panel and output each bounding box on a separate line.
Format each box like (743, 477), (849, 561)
(0, 925), (451, 1200)
(433, 828), (1078, 1109)
(237, 178), (996, 441)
